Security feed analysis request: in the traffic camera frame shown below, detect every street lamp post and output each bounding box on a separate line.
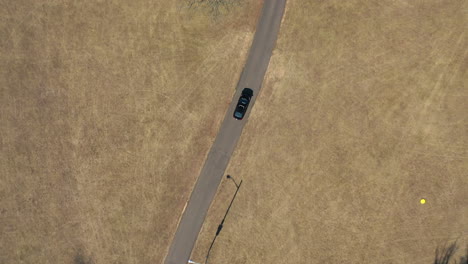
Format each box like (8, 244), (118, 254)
(205, 175), (243, 264)
(226, 174), (240, 188)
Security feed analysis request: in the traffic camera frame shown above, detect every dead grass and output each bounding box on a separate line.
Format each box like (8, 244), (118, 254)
(0, 0), (262, 263)
(191, 0), (468, 263)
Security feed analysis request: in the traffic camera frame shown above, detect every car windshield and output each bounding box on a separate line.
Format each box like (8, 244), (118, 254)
(240, 98), (249, 104)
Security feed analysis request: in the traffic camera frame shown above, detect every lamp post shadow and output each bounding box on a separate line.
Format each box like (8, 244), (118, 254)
(205, 175), (243, 264)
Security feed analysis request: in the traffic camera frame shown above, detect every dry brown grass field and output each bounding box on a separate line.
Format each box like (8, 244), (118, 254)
(0, 0), (263, 263)
(191, 0), (467, 263)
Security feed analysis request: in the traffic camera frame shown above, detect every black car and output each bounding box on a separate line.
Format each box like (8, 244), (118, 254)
(233, 88), (254, 120)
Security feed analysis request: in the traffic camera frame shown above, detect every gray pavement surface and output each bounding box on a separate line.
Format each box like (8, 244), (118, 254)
(163, 1), (287, 263)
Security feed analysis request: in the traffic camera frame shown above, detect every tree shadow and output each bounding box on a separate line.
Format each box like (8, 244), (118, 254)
(74, 248), (94, 264)
(181, 0), (243, 19)
(433, 240), (468, 264)
(458, 248), (468, 264)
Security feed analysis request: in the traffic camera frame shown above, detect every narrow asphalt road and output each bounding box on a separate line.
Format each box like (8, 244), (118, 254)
(163, 1), (287, 263)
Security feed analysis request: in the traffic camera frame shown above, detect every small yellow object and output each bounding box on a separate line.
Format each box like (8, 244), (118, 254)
(420, 198), (426, 204)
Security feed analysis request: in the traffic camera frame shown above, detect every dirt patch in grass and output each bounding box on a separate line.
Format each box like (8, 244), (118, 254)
(191, 0), (467, 263)
(0, 0), (263, 263)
